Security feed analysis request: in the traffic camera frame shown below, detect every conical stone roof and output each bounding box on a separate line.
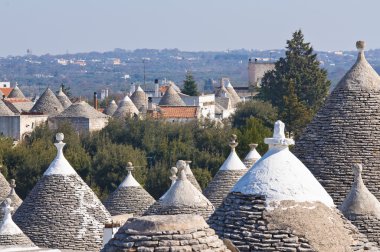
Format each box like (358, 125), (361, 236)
(13, 133), (111, 251)
(215, 84), (230, 98)
(209, 120), (378, 252)
(225, 81), (241, 106)
(3, 179), (22, 217)
(144, 160), (215, 220)
(184, 160), (202, 191)
(104, 162), (155, 216)
(204, 135), (247, 208)
(130, 85), (148, 111)
(0, 171), (10, 204)
(294, 41), (380, 205)
(113, 95), (139, 118)
(104, 100), (118, 116)
(30, 87), (64, 115)
(55, 101), (109, 119)
(0, 198), (36, 250)
(56, 86), (72, 109)
(0, 99), (14, 116)
(7, 85), (25, 99)
(340, 163), (380, 245)
(102, 214), (230, 252)
(159, 84), (186, 106)
(243, 143), (261, 168)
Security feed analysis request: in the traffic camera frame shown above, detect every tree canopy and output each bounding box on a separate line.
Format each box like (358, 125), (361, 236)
(260, 30), (330, 136)
(181, 72), (199, 96)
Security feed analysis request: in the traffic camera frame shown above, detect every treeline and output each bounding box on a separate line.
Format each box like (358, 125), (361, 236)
(0, 106), (275, 200)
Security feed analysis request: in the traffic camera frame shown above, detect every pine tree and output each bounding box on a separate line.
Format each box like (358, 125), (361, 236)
(281, 80), (313, 137)
(260, 30), (330, 136)
(181, 72), (199, 96)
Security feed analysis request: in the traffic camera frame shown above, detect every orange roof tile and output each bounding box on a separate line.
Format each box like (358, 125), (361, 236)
(5, 98), (32, 103)
(0, 88), (13, 97)
(158, 106), (199, 119)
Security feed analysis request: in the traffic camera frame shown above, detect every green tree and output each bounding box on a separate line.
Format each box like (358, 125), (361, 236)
(260, 30), (330, 135)
(281, 80), (313, 137)
(181, 72), (199, 96)
(232, 100), (278, 129)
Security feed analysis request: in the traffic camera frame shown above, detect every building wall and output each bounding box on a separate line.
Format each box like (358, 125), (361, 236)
(0, 116), (20, 139)
(181, 94), (215, 119)
(0, 115), (48, 140)
(19, 115), (48, 139)
(49, 118), (90, 133)
(89, 118), (108, 132)
(49, 117), (108, 133)
(248, 61), (275, 87)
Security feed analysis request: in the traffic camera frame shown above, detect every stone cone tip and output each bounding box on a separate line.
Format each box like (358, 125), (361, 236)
(229, 134), (238, 149)
(356, 41), (365, 51)
(176, 160), (187, 180)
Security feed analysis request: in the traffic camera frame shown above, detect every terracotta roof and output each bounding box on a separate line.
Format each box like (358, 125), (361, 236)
(7, 85), (25, 99)
(0, 88), (12, 97)
(158, 106), (199, 119)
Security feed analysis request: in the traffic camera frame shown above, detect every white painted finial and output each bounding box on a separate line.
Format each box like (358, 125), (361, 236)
(2, 198), (13, 215)
(356, 41), (365, 52)
(176, 160), (187, 180)
(9, 179), (16, 195)
(273, 120), (285, 139)
(249, 143), (258, 150)
(170, 167), (178, 185)
(56, 133), (64, 143)
(43, 132), (77, 176)
(264, 120), (294, 147)
(353, 163), (363, 182)
(229, 134), (238, 150)
(0, 198), (23, 235)
(126, 162), (134, 175)
(118, 162), (140, 187)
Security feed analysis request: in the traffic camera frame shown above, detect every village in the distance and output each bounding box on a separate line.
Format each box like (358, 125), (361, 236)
(1, 2), (380, 252)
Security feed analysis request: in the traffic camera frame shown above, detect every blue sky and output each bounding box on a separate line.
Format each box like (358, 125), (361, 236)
(0, 0), (378, 56)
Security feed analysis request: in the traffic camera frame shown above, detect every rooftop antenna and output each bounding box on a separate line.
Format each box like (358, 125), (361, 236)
(143, 59), (146, 91)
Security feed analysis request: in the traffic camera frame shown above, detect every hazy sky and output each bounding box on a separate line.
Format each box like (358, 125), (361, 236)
(0, 0), (378, 56)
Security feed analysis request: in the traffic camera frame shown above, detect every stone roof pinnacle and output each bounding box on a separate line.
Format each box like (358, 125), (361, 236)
(170, 167), (178, 185)
(119, 162), (140, 187)
(43, 133), (77, 176)
(0, 198), (22, 235)
(340, 163), (380, 218)
(176, 160), (188, 181)
(229, 134), (238, 150)
(264, 120), (294, 147)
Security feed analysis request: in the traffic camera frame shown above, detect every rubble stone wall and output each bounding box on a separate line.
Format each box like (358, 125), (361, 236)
(208, 192), (377, 252)
(144, 203), (214, 221)
(102, 221), (229, 252)
(13, 174), (111, 251)
(348, 215), (380, 246)
(294, 86), (380, 205)
(0, 234), (35, 247)
(203, 170), (246, 208)
(104, 186), (155, 216)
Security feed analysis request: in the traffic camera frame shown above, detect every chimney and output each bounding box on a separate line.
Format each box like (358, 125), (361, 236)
(154, 79), (159, 97)
(93, 92), (98, 110)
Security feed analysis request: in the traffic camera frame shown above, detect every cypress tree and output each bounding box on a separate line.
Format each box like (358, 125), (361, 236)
(260, 30), (330, 136)
(181, 72), (199, 96)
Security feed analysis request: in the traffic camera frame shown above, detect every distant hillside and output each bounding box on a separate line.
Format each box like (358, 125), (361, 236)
(0, 48), (379, 97)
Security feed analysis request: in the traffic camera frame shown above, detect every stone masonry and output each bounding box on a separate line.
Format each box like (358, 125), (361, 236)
(13, 174), (112, 251)
(208, 192), (378, 252)
(294, 42), (380, 205)
(203, 170), (246, 208)
(104, 186), (156, 216)
(102, 214), (230, 252)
